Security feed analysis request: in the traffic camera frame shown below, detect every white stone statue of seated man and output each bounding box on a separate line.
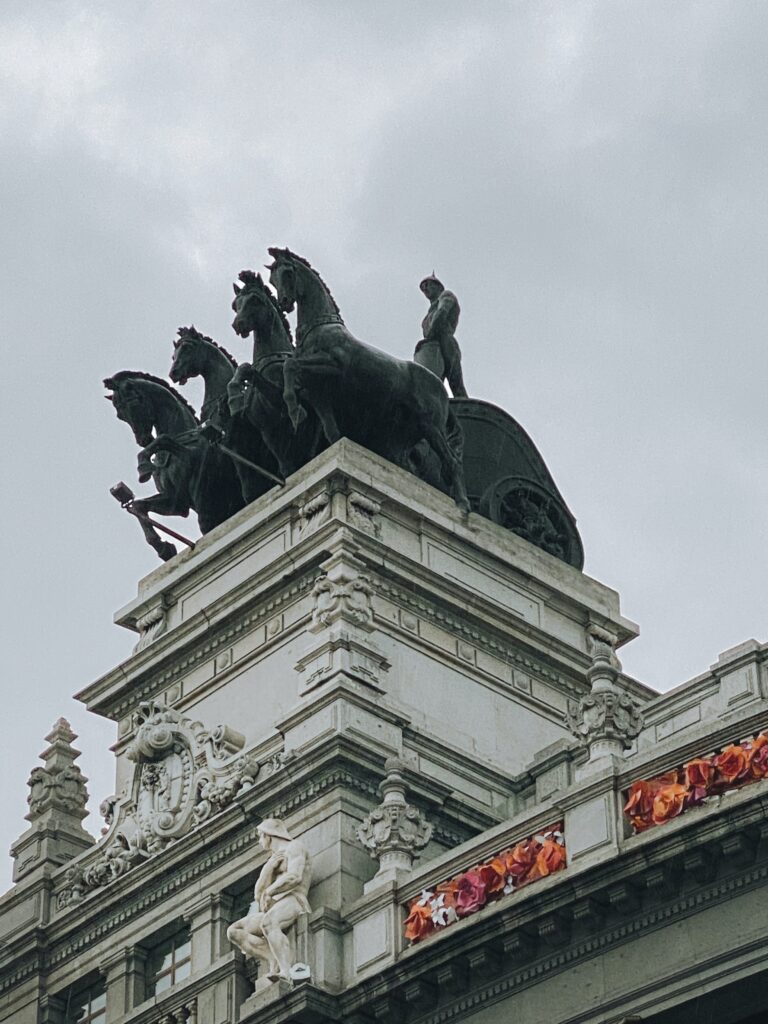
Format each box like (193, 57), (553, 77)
(226, 818), (312, 984)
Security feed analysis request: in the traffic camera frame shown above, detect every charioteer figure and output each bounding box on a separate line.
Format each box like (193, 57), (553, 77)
(414, 273), (468, 398)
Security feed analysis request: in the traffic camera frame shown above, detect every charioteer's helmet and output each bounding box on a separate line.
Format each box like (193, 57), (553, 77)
(257, 817), (293, 840)
(419, 273), (444, 293)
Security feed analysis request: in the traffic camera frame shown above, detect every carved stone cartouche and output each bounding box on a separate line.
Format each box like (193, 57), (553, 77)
(56, 702), (261, 908)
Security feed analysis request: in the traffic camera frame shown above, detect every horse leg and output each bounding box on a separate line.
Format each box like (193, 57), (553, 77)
(282, 359), (307, 430)
(130, 496), (179, 562)
(422, 416), (470, 515)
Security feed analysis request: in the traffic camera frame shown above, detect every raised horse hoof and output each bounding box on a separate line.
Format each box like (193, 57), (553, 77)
(289, 405), (307, 430)
(156, 541), (177, 562)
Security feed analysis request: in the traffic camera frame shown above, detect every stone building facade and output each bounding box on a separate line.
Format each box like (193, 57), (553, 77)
(2, 440), (767, 1023)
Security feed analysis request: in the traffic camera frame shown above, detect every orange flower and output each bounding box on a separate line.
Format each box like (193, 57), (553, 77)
(504, 839), (538, 882)
(533, 838), (566, 878)
(651, 783), (688, 824)
(684, 757), (714, 790)
(624, 779), (654, 819)
(713, 744), (748, 785)
(404, 902), (434, 942)
(748, 734), (768, 779)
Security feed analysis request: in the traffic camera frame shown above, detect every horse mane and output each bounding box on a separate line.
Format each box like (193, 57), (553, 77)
(268, 247), (341, 317)
(105, 370), (199, 421)
(178, 325), (238, 368)
(238, 271), (295, 342)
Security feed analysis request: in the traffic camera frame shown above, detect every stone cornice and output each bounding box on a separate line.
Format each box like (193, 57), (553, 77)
(80, 568), (323, 721)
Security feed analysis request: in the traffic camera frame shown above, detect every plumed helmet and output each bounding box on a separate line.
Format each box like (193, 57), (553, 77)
(419, 272), (444, 292)
(257, 817), (293, 840)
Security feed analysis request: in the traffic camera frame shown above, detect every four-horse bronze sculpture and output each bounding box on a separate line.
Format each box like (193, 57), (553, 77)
(105, 249), (584, 569)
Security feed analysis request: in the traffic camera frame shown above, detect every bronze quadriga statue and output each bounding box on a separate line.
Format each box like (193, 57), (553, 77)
(104, 247), (582, 569)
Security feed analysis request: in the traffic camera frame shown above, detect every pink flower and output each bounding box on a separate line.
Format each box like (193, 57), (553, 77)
(454, 870), (488, 917)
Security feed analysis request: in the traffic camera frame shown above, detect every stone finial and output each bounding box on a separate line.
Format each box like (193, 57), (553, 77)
(356, 758), (433, 887)
(26, 718), (89, 823)
(567, 627), (643, 764)
(12, 718), (94, 884)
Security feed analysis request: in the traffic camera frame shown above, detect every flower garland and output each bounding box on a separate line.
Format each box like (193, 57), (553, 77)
(403, 823), (566, 943)
(624, 729), (768, 833)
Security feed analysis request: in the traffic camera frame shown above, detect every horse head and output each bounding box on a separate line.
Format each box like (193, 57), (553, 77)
(170, 325), (213, 385)
(266, 249), (299, 314)
(104, 374), (156, 447)
(232, 271), (273, 335)
(231, 270), (293, 353)
(104, 372), (198, 449)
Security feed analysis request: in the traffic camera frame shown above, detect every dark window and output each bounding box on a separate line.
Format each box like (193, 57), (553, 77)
(66, 983), (106, 1024)
(146, 928), (192, 995)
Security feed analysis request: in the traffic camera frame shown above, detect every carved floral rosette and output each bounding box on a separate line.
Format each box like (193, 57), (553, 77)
(56, 702), (268, 909)
(403, 823), (566, 943)
(624, 727), (768, 833)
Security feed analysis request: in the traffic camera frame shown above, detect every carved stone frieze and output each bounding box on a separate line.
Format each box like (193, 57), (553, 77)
(55, 703), (264, 908)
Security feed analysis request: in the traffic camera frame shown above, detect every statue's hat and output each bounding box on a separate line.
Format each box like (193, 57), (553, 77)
(419, 272), (443, 292)
(257, 817), (293, 840)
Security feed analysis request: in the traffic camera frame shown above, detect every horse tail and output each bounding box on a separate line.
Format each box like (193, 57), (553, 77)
(445, 406), (465, 466)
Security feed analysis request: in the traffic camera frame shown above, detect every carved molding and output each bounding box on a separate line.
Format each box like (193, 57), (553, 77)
(566, 691), (644, 749)
(356, 758), (433, 876)
(133, 603), (167, 652)
(311, 573), (374, 631)
(347, 491), (382, 537)
(111, 574), (319, 720)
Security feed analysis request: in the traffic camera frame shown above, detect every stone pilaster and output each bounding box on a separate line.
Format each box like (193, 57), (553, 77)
(11, 718), (94, 883)
(100, 945), (147, 1020)
(295, 547), (390, 696)
(186, 892), (235, 973)
(356, 758), (433, 891)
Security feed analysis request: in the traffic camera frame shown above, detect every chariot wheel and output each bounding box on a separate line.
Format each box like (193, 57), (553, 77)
(479, 475), (584, 569)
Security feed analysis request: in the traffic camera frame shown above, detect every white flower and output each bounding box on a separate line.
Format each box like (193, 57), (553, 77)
(431, 898), (459, 927)
(417, 889), (434, 907)
(503, 875), (516, 895)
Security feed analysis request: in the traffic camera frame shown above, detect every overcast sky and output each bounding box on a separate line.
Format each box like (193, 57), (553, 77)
(2, 1), (767, 889)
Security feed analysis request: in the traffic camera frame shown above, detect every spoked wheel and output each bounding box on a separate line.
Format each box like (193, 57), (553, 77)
(479, 476), (584, 568)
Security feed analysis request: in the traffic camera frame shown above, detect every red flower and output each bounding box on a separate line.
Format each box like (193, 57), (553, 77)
(454, 870), (488, 917)
(684, 757), (714, 790)
(477, 859), (506, 898)
(404, 902), (434, 942)
(748, 734), (768, 779)
(713, 744), (749, 786)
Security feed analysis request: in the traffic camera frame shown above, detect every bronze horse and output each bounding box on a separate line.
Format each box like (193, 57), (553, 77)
(230, 270), (323, 478)
(169, 325), (277, 503)
(104, 372), (245, 559)
(267, 248), (469, 511)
